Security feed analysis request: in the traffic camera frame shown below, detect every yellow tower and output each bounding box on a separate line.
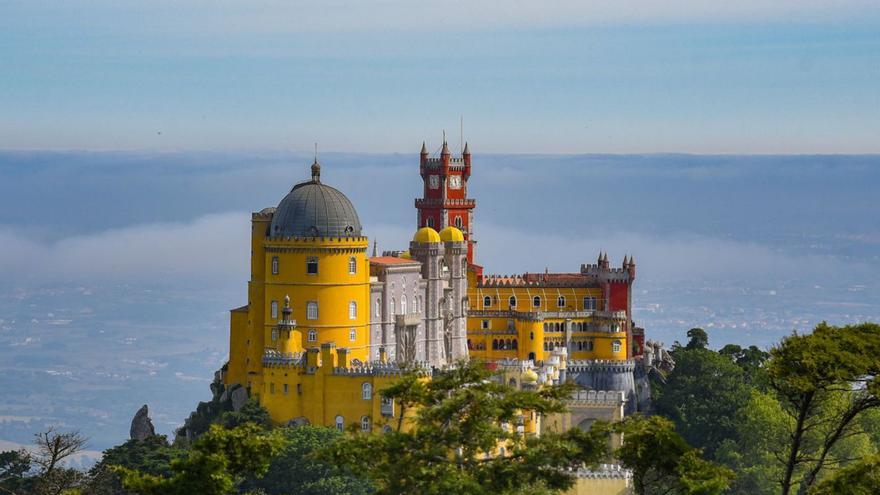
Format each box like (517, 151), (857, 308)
(226, 160), (370, 397)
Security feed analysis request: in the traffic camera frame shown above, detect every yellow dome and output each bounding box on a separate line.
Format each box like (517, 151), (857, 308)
(439, 226), (465, 242)
(521, 368), (539, 384)
(412, 227), (441, 244)
(400, 251), (412, 259)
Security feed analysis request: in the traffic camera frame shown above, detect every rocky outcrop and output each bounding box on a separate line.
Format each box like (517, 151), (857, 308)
(175, 364), (249, 444)
(130, 404), (156, 440)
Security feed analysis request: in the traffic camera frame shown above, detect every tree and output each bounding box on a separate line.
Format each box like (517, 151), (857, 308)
(28, 428), (89, 495)
(809, 452), (880, 495)
(654, 347), (750, 459)
(218, 399), (271, 430)
(240, 426), (372, 495)
(766, 322), (880, 495)
(685, 328), (709, 350)
(117, 423), (283, 495)
(613, 414), (733, 495)
(0, 450), (32, 494)
(322, 360), (608, 495)
(719, 344), (770, 384)
(86, 435), (182, 495)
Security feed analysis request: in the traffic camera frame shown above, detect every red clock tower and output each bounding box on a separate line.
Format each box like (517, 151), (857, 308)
(416, 139), (477, 264)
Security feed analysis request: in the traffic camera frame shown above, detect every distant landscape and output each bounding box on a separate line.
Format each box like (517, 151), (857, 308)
(1, 150), (878, 451)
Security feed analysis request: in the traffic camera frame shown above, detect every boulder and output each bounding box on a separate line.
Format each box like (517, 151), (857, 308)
(230, 385), (248, 412)
(130, 404), (156, 440)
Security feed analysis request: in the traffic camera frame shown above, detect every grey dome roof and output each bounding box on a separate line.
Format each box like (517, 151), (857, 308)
(269, 163), (362, 238)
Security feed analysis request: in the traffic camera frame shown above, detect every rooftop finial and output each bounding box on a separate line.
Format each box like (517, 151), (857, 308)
(441, 131), (450, 155)
(463, 141), (470, 155)
(311, 142), (321, 182)
(420, 141), (428, 155)
(372, 240), (378, 257)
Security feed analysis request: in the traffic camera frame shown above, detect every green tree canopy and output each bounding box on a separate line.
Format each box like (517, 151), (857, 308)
(118, 423), (283, 495)
(654, 346), (751, 459)
(685, 328), (709, 350)
(614, 415), (733, 495)
(767, 322), (880, 495)
(240, 425), (372, 495)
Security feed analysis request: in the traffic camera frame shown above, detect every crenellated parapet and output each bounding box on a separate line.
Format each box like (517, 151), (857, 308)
(569, 464), (633, 479)
(332, 361), (430, 377)
(568, 359), (636, 374)
(568, 389), (627, 406)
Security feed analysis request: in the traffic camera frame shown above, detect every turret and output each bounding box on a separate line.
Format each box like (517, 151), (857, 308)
(462, 141), (471, 178)
(420, 141), (428, 166)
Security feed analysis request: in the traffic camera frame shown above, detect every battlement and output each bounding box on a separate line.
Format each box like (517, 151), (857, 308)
(568, 389), (627, 406)
(415, 198), (476, 208)
(252, 207), (276, 220)
(569, 464), (632, 479)
(467, 309), (626, 325)
(262, 349), (305, 367)
(332, 361), (430, 377)
(567, 359), (636, 373)
(265, 235), (368, 244)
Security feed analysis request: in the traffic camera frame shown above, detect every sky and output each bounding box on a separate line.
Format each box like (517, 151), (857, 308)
(2, 1), (879, 153)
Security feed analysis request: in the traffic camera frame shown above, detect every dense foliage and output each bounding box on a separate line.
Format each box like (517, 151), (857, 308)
(653, 323), (880, 495)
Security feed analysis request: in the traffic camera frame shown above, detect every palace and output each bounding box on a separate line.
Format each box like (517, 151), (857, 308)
(224, 141), (649, 486)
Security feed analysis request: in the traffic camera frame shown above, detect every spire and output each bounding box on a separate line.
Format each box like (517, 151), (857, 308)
(441, 131), (450, 155)
(311, 142), (321, 182)
(420, 141), (428, 155)
(372, 240), (378, 257)
(598, 251), (603, 264)
(623, 255), (629, 267)
(463, 141), (470, 155)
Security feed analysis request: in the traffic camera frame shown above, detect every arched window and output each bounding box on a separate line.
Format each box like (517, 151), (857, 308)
(362, 382), (372, 400)
(426, 217), (434, 228)
(361, 415), (371, 432)
(557, 296), (566, 308)
(530, 331), (534, 340)
(413, 296), (419, 313)
(350, 328), (357, 341)
(402, 277), (407, 290)
(271, 256), (279, 275)
(533, 296), (541, 308)
(401, 295), (407, 315)
(612, 340), (622, 353)
(584, 296), (597, 311)
(483, 296), (491, 308)
(528, 352), (536, 361)
(271, 328), (278, 341)
(349, 301), (357, 320)
(454, 216), (463, 228)
(308, 329), (317, 342)
(508, 296), (517, 308)
(467, 339), (473, 349)
(512, 339), (518, 350)
(307, 301), (318, 320)
(440, 259), (448, 274)
(348, 256), (357, 274)
(335, 415), (344, 431)
(270, 300), (279, 319)
(391, 297), (396, 315)
(376, 299), (381, 317)
(505, 339), (511, 350)
(492, 339), (498, 350)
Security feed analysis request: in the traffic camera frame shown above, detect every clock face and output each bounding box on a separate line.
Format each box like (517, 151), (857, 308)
(429, 175), (440, 189)
(448, 175), (462, 189)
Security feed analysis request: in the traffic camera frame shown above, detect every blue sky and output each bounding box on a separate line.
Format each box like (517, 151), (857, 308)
(2, 1), (879, 153)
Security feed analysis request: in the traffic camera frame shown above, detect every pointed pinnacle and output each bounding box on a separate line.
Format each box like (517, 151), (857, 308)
(420, 141), (428, 154)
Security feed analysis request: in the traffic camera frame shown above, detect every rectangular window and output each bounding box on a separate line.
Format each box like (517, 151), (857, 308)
(349, 256), (357, 274)
(584, 297), (597, 311)
(271, 256), (279, 275)
(307, 256), (318, 275)
(297, 383), (302, 395)
(270, 300), (278, 319)
(349, 301), (357, 320)
(271, 328), (278, 342)
(481, 320), (490, 330)
(307, 301), (318, 320)
(269, 383), (275, 394)
(283, 384), (289, 395)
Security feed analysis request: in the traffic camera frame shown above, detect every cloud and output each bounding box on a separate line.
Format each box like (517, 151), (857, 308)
(474, 223), (860, 283)
(0, 212), (250, 285)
